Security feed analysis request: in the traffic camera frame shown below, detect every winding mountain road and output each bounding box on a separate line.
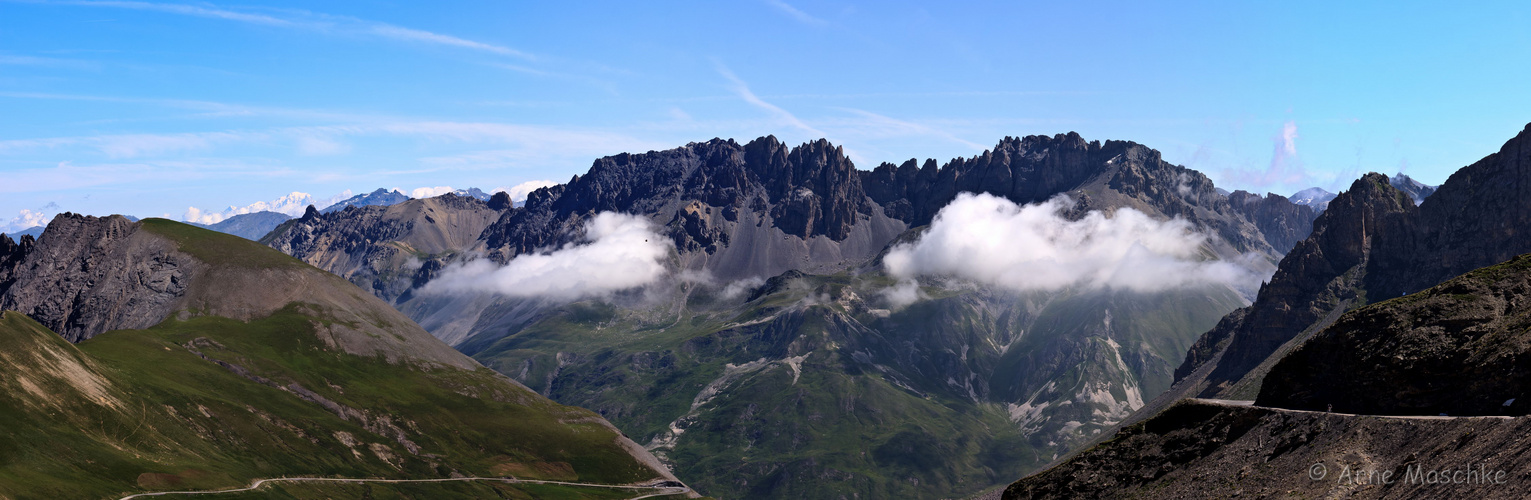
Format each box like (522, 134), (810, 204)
(118, 476), (691, 499)
(1195, 398), (1517, 420)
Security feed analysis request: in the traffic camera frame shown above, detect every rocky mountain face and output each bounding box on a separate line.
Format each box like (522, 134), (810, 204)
(1173, 173), (1415, 399)
(265, 194), (503, 302)
(1289, 186), (1337, 212)
(1389, 173), (1438, 206)
(321, 187), (411, 214)
(1225, 190), (1317, 254)
(0, 216), (684, 499)
(1175, 123), (1531, 400)
(1259, 253), (1531, 416)
(200, 210), (292, 240)
(480, 137), (902, 280)
(860, 133), (1293, 258)
(0, 213), (201, 343)
(1006, 254), (1531, 499)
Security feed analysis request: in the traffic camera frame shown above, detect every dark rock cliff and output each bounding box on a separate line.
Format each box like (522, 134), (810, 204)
(481, 136), (877, 261)
(1225, 190), (1318, 254)
(0, 213), (199, 342)
(1175, 173), (1414, 396)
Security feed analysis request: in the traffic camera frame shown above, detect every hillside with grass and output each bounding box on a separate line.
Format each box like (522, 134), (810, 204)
(0, 216), (684, 499)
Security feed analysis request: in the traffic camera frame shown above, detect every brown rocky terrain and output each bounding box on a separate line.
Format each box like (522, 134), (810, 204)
(1259, 253), (1531, 416)
(1005, 399), (1531, 499)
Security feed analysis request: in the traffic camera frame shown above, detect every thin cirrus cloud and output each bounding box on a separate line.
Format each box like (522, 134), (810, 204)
(829, 108), (987, 152)
(765, 0), (827, 26)
(715, 63), (826, 139)
(882, 192), (1263, 305)
(0, 131), (251, 159)
(34, 0), (534, 60)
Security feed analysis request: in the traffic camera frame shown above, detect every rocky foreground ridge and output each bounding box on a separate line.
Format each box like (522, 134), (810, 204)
(1005, 123), (1531, 499)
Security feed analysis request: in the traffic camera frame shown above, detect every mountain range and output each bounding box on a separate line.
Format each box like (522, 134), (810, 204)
(2, 120), (1493, 499)
(257, 133), (1318, 498)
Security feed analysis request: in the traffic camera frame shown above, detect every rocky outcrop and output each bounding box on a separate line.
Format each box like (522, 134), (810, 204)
(321, 187), (410, 214)
(1176, 123), (1531, 400)
(1226, 190), (1318, 254)
(1259, 253), (1531, 416)
(265, 194), (502, 303)
(1389, 173), (1438, 206)
(0, 214), (479, 370)
(1175, 173), (1415, 397)
(0, 213), (200, 342)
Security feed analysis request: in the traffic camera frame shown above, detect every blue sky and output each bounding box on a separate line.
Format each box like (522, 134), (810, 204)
(3, 1), (1530, 230)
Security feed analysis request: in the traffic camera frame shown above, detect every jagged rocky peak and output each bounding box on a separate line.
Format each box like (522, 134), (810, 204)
(1174, 172), (1415, 396)
(1388, 173), (1437, 206)
(482, 135), (885, 264)
(1288, 186), (1336, 212)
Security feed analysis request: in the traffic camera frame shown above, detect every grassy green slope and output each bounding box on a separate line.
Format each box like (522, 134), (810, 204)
(0, 309), (658, 499)
(0, 219), (669, 499)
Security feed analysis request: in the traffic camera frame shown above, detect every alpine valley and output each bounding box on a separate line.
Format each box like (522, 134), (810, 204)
(256, 133), (1319, 499)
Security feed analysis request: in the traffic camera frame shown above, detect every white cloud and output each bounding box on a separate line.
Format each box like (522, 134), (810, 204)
(4, 204), (61, 233)
(496, 180), (557, 202)
(721, 277), (766, 300)
(409, 186), (455, 199)
(1218, 120), (1313, 191)
(766, 0), (827, 25)
(881, 279), (925, 309)
(421, 212), (669, 301)
(183, 190), (352, 224)
(883, 193), (1260, 295)
(55, 1), (534, 59)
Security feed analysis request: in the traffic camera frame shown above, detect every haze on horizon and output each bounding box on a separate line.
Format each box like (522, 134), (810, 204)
(3, 0), (1530, 233)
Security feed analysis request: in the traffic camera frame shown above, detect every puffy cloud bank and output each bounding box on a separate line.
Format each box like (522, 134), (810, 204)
(184, 190), (352, 224)
(497, 180), (557, 203)
(883, 193), (1259, 294)
(3, 203), (61, 233)
(422, 211), (669, 301)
